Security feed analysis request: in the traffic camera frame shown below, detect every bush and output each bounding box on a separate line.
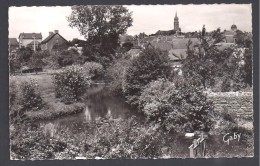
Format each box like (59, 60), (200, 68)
(19, 79), (44, 112)
(52, 65), (91, 104)
(83, 62), (104, 80)
(9, 79), (18, 108)
(139, 78), (214, 132)
(122, 47), (172, 107)
(57, 49), (81, 67)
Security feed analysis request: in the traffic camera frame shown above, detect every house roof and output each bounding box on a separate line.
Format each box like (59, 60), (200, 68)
(140, 36), (156, 44)
(151, 41), (172, 52)
(172, 38), (200, 49)
(41, 33), (68, 44)
(9, 38), (19, 46)
(19, 33), (42, 39)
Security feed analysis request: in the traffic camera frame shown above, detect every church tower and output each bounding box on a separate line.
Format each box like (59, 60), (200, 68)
(174, 12), (179, 31)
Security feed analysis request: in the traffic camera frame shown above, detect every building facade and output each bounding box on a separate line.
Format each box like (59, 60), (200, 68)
(18, 33), (42, 51)
(41, 30), (68, 51)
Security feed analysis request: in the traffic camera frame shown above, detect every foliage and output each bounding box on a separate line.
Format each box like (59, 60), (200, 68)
(106, 54), (131, 95)
(10, 117), (166, 159)
(9, 57), (21, 74)
(122, 42), (134, 52)
(57, 49), (82, 67)
(83, 62), (104, 80)
(122, 47), (172, 107)
(52, 65), (91, 104)
(139, 78), (214, 132)
(67, 5), (133, 67)
(67, 5), (132, 52)
(42, 52), (60, 69)
(17, 46), (33, 64)
(19, 79), (44, 112)
(28, 52), (46, 73)
(9, 79), (44, 124)
(182, 29), (224, 89)
(183, 27), (252, 91)
(9, 79), (18, 109)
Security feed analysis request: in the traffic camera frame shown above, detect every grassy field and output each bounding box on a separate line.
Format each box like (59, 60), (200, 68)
(10, 72), (85, 121)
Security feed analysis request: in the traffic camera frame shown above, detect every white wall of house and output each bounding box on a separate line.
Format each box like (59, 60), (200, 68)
(19, 38), (42, 47)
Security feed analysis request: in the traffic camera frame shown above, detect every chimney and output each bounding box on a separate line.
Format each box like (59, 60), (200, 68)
(54, 30), (59, 34)
(49, 31), (54, 36)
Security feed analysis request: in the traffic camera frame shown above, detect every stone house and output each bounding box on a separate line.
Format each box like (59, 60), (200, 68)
(41, 30), (68, 51)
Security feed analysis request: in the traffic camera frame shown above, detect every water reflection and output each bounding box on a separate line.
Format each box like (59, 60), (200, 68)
(42, 84), (139, 133)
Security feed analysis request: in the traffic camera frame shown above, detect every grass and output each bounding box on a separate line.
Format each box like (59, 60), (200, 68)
(10, 72), (85, 121)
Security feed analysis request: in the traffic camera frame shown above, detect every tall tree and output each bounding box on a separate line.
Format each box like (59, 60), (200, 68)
(182, 28), (225, 89)
(67, 5), (133, 66)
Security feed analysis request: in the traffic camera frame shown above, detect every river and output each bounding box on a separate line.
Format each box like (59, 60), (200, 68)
(40, 84), (142, 133)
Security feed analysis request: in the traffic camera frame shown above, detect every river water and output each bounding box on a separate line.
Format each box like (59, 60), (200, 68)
(41, 84), (141, 133)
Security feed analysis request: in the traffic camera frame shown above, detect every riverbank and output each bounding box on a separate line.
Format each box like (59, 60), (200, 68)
(10, 73), (86, 122)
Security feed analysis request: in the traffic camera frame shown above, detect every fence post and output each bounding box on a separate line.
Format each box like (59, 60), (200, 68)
(189, 145), (195, 158)
(193, 139), (198, 157)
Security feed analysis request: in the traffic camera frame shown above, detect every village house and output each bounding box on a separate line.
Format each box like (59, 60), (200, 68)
(18, 32), (42, 51)
(8, 38), (19, 57)
(41, 30), (68, 51)
(223, 24), (238, 43)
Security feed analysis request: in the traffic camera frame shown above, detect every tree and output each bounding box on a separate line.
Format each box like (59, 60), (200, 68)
(57, 49), (81, 67)
(16, 47), (33, 65)
(28, 52), (45, 74)
(182, 28), (225, 89)
(67, 5), (133, 66)
(122, 47), (172, 107)
(122, 42), (133, 52)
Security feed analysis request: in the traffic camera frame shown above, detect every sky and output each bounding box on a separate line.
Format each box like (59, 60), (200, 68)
(9, 4), (252, 41)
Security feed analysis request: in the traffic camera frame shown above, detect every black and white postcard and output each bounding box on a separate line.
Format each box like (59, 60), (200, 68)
(8, 4), (256, 160)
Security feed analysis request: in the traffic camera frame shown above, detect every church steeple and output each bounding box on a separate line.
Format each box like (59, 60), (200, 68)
(174, 11), (179, 31)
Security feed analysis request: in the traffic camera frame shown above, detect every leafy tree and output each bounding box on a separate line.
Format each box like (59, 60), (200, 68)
(122, 42), (134, 52)
(122, 47), (172, 107)
(57, 49), (81, 67)
(67, 5), (133, 66)
(139, 78), (214, 132)
(182, 28), (225, 89)
(16, 46), (33, 65)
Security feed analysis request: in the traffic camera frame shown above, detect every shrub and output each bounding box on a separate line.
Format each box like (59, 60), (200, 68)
(139, 78), (214, 132)
(84, 117), (165, 158)
(83, 62), (104, 80)
(122, 47), (172, 107)
(9, 79), (18, 108)
(52, 65), (91, 104)
(57, 49), (81, 67)
(19, 79), (44, 112)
